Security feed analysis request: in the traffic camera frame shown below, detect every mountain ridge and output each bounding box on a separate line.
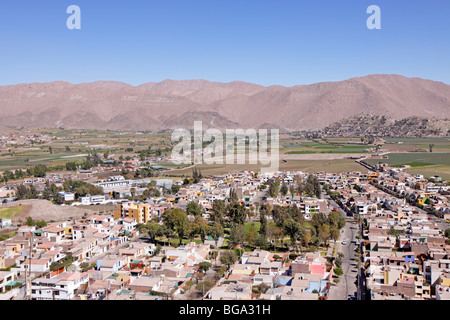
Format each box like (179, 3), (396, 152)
(0, 74), (449, 131)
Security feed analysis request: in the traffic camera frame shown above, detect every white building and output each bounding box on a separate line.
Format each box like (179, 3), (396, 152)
(0, 218), (12, 228)
(0, 271), (15, 294)
(59, 192), (75, 202)
(79, 195), (106, 205)
(31, 272), (89, 300)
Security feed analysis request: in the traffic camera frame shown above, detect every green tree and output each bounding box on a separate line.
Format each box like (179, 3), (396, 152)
(208, 222), (224, 247)
(26, 217), (35, 226)
(328, 211), (346, 229)
(186, 201), (204, 216)
(79, 262), (96, 272)
(192, 216), (210, 243)
(229, 224), (245, 248)
(284, 219), (305, 252)
(52, 192), (64, 205)
(304, 174), (321, 198)
(280, 183), (288, 197)
(330, 227), (340, 242)
(259, 204), (269, 241)
(211, 200), (226, 225)
(271, 205), (288, 227)
(318, 224), (331, 245)
(192, 167), (203, 183)
(163, 208), (189, 245)
(228, 202), (247, 226)
(267, 178), (280, 198)
(219, 250), (237, 269)
(246, 223), (258, 246)
(33, 164), (47, 177)
(445, 229), (450, 238)
(14, 169), (24, 179)
(198, 261), (212, 273)
(146, 221), (163, 243)
(65, 162), (77, 171)
(16, 184), (38, 200)
(171, 184), (181, 194)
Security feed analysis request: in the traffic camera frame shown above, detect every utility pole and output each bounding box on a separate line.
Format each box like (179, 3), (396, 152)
(23, 232), (33, 300)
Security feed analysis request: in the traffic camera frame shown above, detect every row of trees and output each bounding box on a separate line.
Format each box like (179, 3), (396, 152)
(65, 152), (104, 171)
(137, 208), (224, 246)
(15, 179), (103, 203)
(148, 196), (346, 254)
(1, 164), (49, 183)
(267, 174), (321, 199)
(225, 203), (346, 253)
(62, 180), (104, 198)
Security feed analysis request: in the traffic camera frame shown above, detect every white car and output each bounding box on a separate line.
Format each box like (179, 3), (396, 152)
(342, 241), (347, 245)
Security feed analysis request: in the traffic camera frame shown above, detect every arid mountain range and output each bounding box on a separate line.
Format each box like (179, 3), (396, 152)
(0, 74), (449, 132)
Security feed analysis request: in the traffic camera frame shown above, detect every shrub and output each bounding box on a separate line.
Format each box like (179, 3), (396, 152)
(183, 280), (194, 291)
(445, 229), (450, 238)
(195, 281), (214, 293)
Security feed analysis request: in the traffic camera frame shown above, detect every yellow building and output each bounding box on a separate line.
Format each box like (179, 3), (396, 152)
(440, 276), (450, 287)
(368, 172), (379, 181)
(113, 203), (152, 224)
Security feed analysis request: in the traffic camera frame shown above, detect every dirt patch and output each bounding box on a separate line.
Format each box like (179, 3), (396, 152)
(1, 199), (100, 223)
(281, 153), (366, 160)
(382, 144), (421, 152)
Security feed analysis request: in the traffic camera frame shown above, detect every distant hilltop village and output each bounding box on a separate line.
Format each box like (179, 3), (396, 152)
(322, 115), (450, 138)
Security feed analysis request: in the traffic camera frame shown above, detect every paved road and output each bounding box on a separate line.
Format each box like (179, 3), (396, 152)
(324, 191), (359, 300)
(328, 221), (359, 300)
(322, 191), (351, 218)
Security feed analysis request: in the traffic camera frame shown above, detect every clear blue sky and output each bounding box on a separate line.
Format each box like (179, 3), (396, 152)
(0, 0), (449, 86)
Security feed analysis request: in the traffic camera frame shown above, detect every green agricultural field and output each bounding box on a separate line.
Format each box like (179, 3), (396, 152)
(391, 162), (432, 168)
(163, 158), (366, 177)
(384, 137), (450, 144)
(0, 206), (29, 219)
(283, 139), (375, 155)
(366, 153), (450, 167)
(366, 152), (450, 180)
(406, 165), (450, 181)
(0, 128), (172, 171)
